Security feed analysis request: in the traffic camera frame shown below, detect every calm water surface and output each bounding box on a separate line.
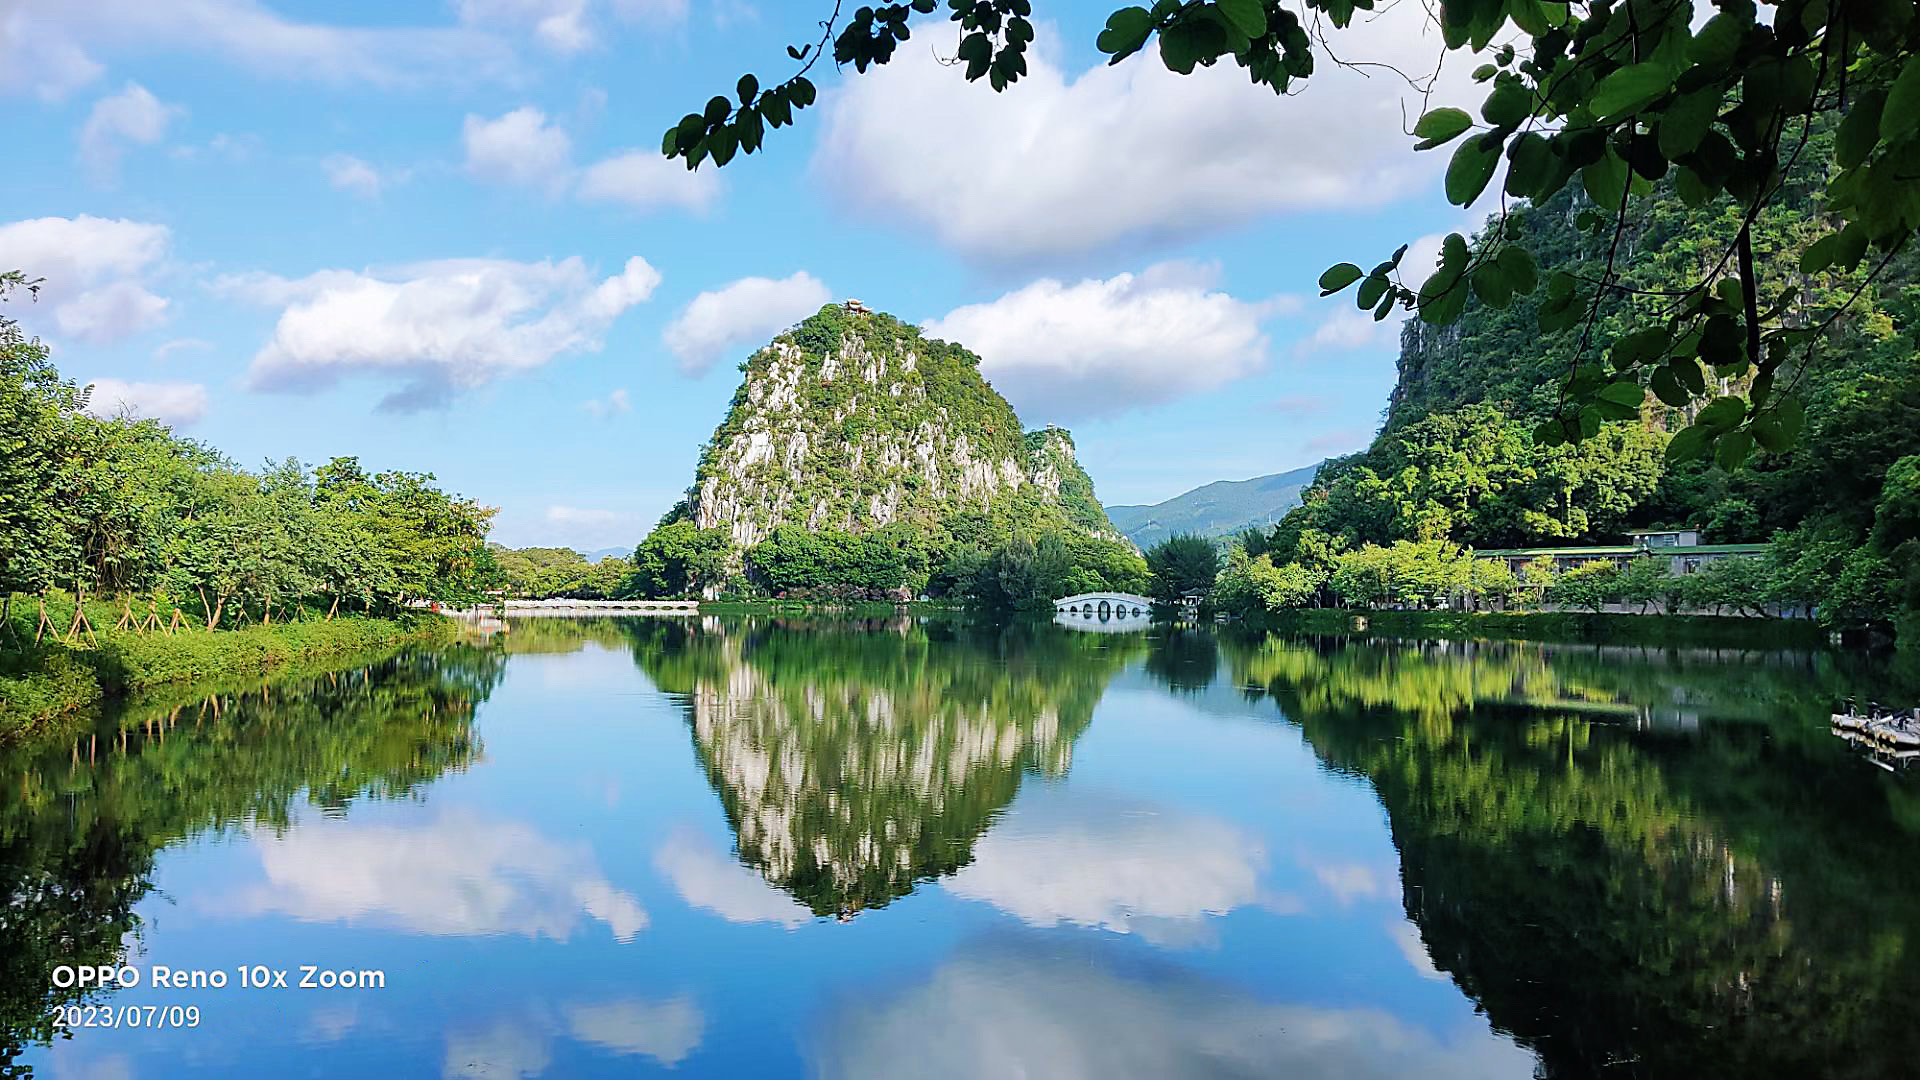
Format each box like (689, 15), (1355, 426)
(6, 615), (1920, 1079)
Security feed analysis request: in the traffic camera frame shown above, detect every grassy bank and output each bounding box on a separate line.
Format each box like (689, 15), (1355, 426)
(1, 592), (455, 738)
(1246, 607), (1833, 649)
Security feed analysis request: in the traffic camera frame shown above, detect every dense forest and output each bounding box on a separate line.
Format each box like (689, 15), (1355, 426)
(1223, 127), (1920, 642)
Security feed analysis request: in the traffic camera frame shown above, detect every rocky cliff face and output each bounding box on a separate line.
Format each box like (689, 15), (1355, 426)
(682, 303), (1118, 550)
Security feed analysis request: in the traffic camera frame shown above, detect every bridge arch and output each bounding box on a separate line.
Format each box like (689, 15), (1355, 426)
(1054, 592), (1153, 618)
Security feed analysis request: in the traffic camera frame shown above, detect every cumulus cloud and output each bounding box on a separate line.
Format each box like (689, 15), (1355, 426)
(815, 10), (1467, 263)
(82, 378), (208, 427)
(79, 81), (179, 178)
(463, 109), (718, 214)
(226, 254), (660, 411)
(444, 997), (704, 1080)
(654, 828), (811, 928)
(463, 106), (573, 191)
(662, 272), (831, 376)
(578, 151), (719, 213)
(923, 262), (1282, 421)
(817, 939), (1536, 1080)
(225, 810), (648, 941)
(944, 791), (1268, 938)
(0, 0), (519, 100)
(0, 214), (171, 342)
(322, 153), (386, 197)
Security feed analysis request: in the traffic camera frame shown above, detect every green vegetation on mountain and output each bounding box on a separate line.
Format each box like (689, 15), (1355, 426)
(1104, 461), (1321, 548)
(634, 304), (1144, 604)
(1232, 144), (1920, 642)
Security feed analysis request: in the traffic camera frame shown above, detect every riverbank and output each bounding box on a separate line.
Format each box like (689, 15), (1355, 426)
(0, 597), (455, 738)
(1245, 607), (1833, 648)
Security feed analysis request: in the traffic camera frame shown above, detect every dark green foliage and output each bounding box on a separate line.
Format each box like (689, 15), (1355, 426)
(1144, 534), (1219, 601)
(490, 546), (639, 600)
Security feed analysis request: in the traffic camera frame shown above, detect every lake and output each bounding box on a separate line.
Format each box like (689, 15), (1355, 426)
(6, 614), (1920, 1079)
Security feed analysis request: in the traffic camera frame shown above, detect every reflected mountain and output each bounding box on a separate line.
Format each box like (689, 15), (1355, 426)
(0, 648), (504, 1073)
(1224, 634), (1920, 1078)
(631, 617), (1144, 918)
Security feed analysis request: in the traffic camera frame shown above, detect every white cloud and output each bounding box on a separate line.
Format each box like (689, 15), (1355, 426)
(565, 998), (704, 1066)
(152, 337), (211, 361)
(1294, 306), (1399, 357)
(582, 387), (631, 418)
(463, 107), (573, 191)
(818, 941), (1536, 1080)
(1311, 860), (1391, 904)
(944, 792), (1267, 937)
(577, 150), (719, 214)
(463, 108), (720, 214)
(454, 0), (690, 53)
(442, 1017), (551, 1080)
(923, 262), (1281, 421)
(816, 10), (1466, 263)
(322, 153), (385, 197)
(545, 505), (629, 527)
(226, 810), (649, 942)
(654, 829), (811, 928)
(227, 254), (660, 411)
(0, 0), (520, 100)
(663, 272), (831, 376)
(1386, 917), (1446, 980)
(82, 378), (208, 427)
(79, 81), (179, 178)
(0, 214), (171, 342)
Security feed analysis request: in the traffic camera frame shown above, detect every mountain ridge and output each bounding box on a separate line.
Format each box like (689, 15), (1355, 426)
(1106, 462), (1323, 548)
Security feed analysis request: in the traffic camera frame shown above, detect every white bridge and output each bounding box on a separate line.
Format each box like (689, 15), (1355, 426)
(1054, 592), (1153, 618)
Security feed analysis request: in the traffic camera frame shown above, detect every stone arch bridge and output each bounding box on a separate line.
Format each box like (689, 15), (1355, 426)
(1054, 593), (1153, 619)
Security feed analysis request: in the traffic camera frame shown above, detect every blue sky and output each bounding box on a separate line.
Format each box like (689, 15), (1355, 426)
(1, 0), (1483, 550)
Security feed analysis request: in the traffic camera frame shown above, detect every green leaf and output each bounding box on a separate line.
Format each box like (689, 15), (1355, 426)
(1883, 55), (1920, 146)
(1671, 357), (1706, 396)
(1695, 395), (1747, 431)
(1583, 149), (1628, 209)
(1592, 398), (1640, 421)
(1373, 289), (1397, 321)
(1650, 367), (1690, 407)
(1597, 381), (1645, 408)
(1481, 81), (1531, 128)
(1318, 263), (1364, 294)
(704, 95), (732, 123)
(1504, 132), (1552, 197)
(1496, 245), (1537, 294)
(1591, 62), (1673, 120)
(1714, 429), (1754, 469)
(1356, 273), (1390, 310)
(1413, 107), (1473, 150)
(1445, 134), (1502, 206)
(1799, 231), (1841, 274)
(737, 74), (759, 104)
(1096, 6), (1155, 57)
(1215, 0), (1268, 37)
(1837, 88), (1886, 169)
(1657, 86), (1721, 159)
(1666, 423), (1715, 463)
(1471, 263), (1514, 307)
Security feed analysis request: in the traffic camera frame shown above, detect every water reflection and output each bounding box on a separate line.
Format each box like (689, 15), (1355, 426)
(1221, 634), (1920, 1078)
(815, 936), (1535, 1079)
(630, 617), (1144, 918)
(0, 648), (503, 1070)
(227, 810), (648, 941)
(7, 616), (1920, 1078)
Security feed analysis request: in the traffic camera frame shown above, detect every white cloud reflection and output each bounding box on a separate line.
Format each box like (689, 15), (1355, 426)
(228, 809), (647, 941)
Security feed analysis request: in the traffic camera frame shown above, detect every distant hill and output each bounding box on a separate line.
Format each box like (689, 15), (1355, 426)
(584, 547), (630, 563)
(1106, 462), (1323, 549)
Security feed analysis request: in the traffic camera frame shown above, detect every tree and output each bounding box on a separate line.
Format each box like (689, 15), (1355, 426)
(1545, 559), (1619, 613)
(1214, 548), (1322, 616)
(1145, 534), (1220, 601)
(0, 289), (83, 632)
(664, 0), (1920, 466)
(1615, 555), (1674, 614)
(633, 522), (730, 598)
